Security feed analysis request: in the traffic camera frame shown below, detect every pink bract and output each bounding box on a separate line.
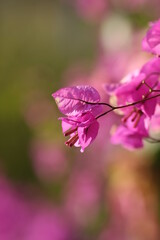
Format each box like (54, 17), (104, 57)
(60, 112), (99, 152)
(53, 86), (102, 151)
(111, 125), (147, 149)
(52, 85), (102, 117)
(106, 58), (160, 118)
(142, 19), (160, 55)
(106, 58), (160, 149)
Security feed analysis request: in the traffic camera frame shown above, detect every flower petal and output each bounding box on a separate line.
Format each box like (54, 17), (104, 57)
(61, 120), (72, 134)
(142, 19), (160, 55)
(111, 126), (144, 149)
(78, 120), (99, 151)
(52, 86), (101, 116)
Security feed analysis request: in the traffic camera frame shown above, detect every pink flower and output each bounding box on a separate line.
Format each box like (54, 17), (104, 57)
(142, 19), (160, 56)
(25, 208), (73, 240)
(52, 86), (102, 151)
(111, 125), (147, 150)
(65, 169), (101, 226)
(30, 141), (67, 181)
(106, 58), (160, 149)
(74, 0), (108, 22)
(60, 112), (99, 152)
(52, 86), (102, 117)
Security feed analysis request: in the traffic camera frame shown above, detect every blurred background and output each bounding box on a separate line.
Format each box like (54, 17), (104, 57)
(0, 0), (160, 239)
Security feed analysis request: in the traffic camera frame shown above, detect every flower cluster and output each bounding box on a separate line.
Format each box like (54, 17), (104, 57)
(105, 57), (160, 149)
(53, 19), (160, 151)
(52, 86), (102, 152)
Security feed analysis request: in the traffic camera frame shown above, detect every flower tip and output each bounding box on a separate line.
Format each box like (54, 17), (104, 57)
(52, 92), (56, 98)
(80, 148), (84, 153)
(52, 93), (61, 105)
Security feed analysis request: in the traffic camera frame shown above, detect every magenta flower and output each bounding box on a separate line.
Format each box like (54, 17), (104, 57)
(74, 0), (108, 22)
(106, 58), (160, 149)
(111, 125), (148, 150)
(142, 19), (160, 56)
(60, 112), (99, 152)
(111, 107), (149, 149)
(107, 58), (160, 117)
(52, 86), (102, 117)
(52, 86), (102, 151)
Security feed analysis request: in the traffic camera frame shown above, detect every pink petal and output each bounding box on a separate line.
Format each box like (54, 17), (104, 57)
(104, 83), (122, 95)
(143, 98), (157, 118)
(61, 120), (72, 134)
(52, 86), (101, 116)
(111, 126), (144, 149)
(142, 19), (160, 55)
(124, 113), (148, 136)
(142, 36), (151, 53)
(78, 120), (99, 151)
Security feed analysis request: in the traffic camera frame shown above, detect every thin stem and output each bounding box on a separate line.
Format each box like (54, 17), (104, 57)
(145, 137), (160, 143)
(96, 108), (114, 119)
(66, 83), (160, 120)
(96, 93), (160, 120)
(143, 81), (160, 93)
(56, 96), (113, 108)
(76, 99), (113, 108)
(115, 93), (160, 110)
(152, 89), (160, 93)
(136, 71), (160, 91)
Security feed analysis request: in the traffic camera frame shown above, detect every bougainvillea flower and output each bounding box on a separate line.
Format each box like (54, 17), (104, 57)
(111, 126), (144, 149)
(150, 104), (160, 132)
(52, 86), (102, 151)
(60, 112), (99, 152)
(111, 114), (149, 149)
(142, 19), (160, 56)
(105, 58), (160, 149)
(106, 58), (160, 118)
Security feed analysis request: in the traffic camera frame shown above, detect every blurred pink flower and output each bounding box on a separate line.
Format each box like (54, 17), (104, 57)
(111, 0), (149, 11)
(23, 96), (54, 127)
(74, 0), (108, 22)
(30, 141), (67, 181)
(111, 124), (148, 149)
(25, 207), (73, 240)
(65, 170), (102, 226)
(99, 154), (159, 240)
(0, 178), (32, 240)
(99, 226), (127, 240)
(143, 19), (160, 56)
(0, 177), (76, 240)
